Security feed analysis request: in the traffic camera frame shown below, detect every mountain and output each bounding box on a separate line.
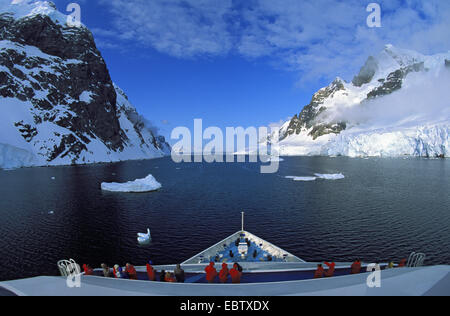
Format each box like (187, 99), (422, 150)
(270, 45), (449, 158)
(0, 1), (170, 169)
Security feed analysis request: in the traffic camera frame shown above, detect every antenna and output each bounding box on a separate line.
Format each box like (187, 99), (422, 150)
(241, 212), (245, 232)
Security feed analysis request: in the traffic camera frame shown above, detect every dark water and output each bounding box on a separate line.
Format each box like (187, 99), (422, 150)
(0, 157), (449, 281)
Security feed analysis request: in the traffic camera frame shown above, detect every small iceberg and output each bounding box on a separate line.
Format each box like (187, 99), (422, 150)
(101, 174), (162, 193)
(285, 176), (317, 182)
(137, 228), (151, 245)
(286, 173), (345, 182)
(314, 173), (345, 180)
(268, 156), (284, 162)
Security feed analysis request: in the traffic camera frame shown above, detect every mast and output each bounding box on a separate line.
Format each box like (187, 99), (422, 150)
(241, 212), (245, 232)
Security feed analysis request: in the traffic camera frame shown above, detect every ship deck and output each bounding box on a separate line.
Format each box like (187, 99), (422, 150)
(1, 265), (449, 296)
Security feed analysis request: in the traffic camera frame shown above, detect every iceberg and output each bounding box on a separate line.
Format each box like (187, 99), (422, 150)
(285, 176), (317, 182)
(285, 173), (345, 182)
(268, 156), (285, 162)
(101, 174), (162, 193)
(314, 173), (345, 180)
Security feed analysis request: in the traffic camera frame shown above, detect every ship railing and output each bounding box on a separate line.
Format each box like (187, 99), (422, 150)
(57, 259), (81, 277)
(406, 252), (426, 268)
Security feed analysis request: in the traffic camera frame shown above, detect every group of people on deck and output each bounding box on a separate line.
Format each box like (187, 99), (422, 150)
(83, 263), (139, 280)
(82, 261), (186, 283)
(84, 258), (408, 283)
(314, 258), (408, 279)
(146, 262), (186, 283)
(83, 261), (242, 284)
(205, 262), (243, 284)
(314, 261), (337, 278)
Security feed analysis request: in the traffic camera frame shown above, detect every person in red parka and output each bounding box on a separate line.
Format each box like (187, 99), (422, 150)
(219, 263), (229, 283)
(146, 261), (156, 281)
(165, 272), (177, 283)
(126, 263), (138, 280)
(314, 264), (324, 279)
(351, 259), (362, 274)
(398, 259), (407, 267)
(205, 262), (218, 283)
(83, 264), (94, 276)
(324, 262), (336, 277)
(229, 263), (242, 284)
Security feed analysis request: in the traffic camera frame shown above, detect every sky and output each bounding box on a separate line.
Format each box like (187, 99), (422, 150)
(50, 0), (450, 143)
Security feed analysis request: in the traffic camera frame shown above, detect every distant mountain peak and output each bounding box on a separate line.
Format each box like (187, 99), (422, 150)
(270, 45), (450, 158)
(0, 0), (79, 28)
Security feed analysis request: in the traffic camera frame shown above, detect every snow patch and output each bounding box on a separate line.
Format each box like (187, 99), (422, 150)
(79, 91), (93, 103)
(101, 174), (162, 193)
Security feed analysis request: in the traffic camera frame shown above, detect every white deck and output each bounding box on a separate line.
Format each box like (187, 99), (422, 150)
(1, 265), (449, 296)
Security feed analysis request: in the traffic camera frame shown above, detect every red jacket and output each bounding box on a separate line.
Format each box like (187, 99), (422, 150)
(146, 264), (156, 281)
(165, 274), (176, 282)
(83, 264), (93, 276)
(351, 261), (362, 274)
(219, 263), (229, 283)
(314, 266), (324, 279)
(205, 262), (217, 283)
(229, 265), (242, 284)
(324, 262), (335, 277)
(126, 265), (138, 280)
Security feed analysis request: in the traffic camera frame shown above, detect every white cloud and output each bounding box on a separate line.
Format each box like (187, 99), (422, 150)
(319, 67), (450, 129)
(96, 0), (450, 84)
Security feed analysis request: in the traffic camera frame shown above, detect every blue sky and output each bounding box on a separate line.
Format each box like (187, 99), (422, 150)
(52, 0), (450, 142)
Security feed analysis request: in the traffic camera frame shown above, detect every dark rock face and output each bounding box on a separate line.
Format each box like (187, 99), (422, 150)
(0, 11), (168, 164)
(309, 122), (347, 140)
(367, 62), (425, 99)
(445, 59), (450, 68)
(280, 78), (347, 140)
(352, 56), (378, 87)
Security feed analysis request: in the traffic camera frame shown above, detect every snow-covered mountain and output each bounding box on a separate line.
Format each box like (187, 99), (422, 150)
(270, 45), (450, 158)
(0, 1), (170, 169)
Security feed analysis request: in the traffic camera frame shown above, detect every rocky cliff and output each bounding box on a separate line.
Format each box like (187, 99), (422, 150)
(0, 1), (169, 169)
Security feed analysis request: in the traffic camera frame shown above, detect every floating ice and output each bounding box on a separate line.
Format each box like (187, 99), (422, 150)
(137, 228), (152, 245)
(101, 174), (162, 193)
(268, 156), (284, 162)
(285, 176), (317, 182)
(314, 173), (345, 180)
(286, 173), (345, 182)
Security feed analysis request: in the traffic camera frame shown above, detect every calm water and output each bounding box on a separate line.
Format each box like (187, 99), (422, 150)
(0, 157), (449, 281)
